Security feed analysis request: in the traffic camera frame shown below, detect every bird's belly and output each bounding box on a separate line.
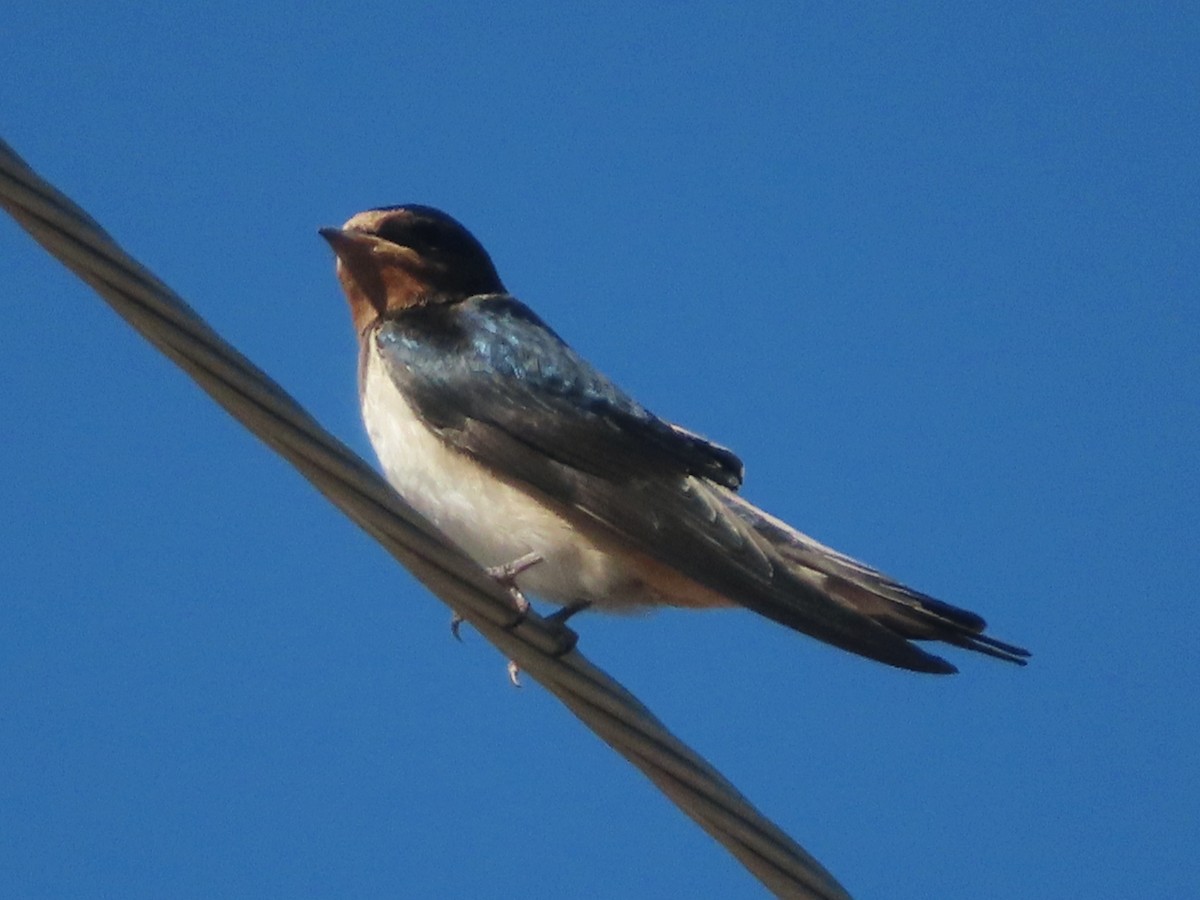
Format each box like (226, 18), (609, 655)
(360, 354), (642, 608)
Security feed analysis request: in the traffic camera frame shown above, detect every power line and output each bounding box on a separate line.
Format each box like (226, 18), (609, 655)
(0, 136), (852, 900)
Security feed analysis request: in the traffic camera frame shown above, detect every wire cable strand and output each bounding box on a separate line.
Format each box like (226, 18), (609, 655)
(0, 136), (853, 900)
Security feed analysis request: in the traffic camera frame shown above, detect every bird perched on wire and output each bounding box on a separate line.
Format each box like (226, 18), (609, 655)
(320, 205), (1028, 675)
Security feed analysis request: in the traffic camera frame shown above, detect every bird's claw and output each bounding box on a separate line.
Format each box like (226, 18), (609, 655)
(486, 550), (542, 627)
(448, 552), (544, 641)
(455, 552), (571, 685)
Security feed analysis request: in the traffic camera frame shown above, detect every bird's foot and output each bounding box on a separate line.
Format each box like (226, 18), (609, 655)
(486, 551), (544, 591)
(506, 601), (588, 685)
(489, 552), (544, 687)
(448, 552), (544, 641)
(486, 551), (543, 626)
(545, 599), (593, 626)
(450, 553), (577, 687)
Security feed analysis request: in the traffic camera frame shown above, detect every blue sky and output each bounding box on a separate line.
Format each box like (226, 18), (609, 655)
(2, 3), (1196, 897)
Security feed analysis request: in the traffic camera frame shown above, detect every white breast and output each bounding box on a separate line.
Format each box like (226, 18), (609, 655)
(360, 340), (642, 608)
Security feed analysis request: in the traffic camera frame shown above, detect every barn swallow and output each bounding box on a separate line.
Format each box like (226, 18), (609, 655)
(320, 205), (1029, 674)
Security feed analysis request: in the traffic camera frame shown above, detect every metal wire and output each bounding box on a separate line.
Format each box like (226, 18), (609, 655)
(0, 136), (854, 900)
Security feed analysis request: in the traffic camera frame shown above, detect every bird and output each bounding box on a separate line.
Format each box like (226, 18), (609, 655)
(320, 205), (1029, 675)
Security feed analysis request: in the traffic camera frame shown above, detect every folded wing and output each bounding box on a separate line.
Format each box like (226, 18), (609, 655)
(376, 295), (1028, 673)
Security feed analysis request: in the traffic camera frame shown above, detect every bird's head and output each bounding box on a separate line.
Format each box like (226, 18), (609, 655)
(320, 205), (504, 334)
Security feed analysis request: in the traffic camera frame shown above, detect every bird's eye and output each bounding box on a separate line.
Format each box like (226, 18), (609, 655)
(371, 207), (497, 286)
(409, 223), (446, 254)
(374, 220), (411, 248)
(377, 218), (449, 257)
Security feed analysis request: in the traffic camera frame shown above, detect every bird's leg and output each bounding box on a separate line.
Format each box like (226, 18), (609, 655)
(506, 599), (588, 687)
(494, 551), (567, 687)
(545, 599), (592, 625)
(486, 551), (543, 593)
(493, 551), (545, 687)
(448, 551), (565, 688)
(486, 550), (543, 623)
(448, 551), (544, 642)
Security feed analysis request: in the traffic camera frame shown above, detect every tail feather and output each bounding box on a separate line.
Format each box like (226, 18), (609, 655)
(943, 631), (1031, 665)
(720, 492), (1030, 666)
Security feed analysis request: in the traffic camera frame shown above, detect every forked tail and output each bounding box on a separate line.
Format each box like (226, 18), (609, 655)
(721, 492), (1031, 668)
